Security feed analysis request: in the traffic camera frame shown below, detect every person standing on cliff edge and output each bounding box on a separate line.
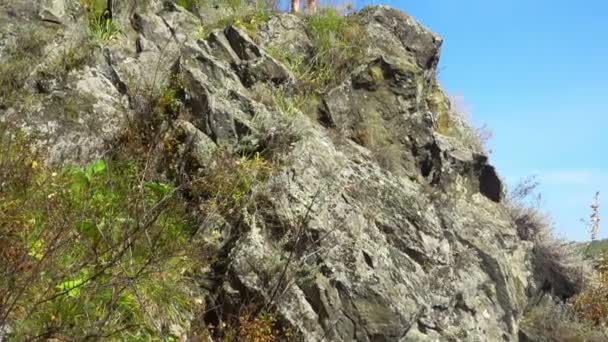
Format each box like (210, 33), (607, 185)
(291, 0), (318, 13)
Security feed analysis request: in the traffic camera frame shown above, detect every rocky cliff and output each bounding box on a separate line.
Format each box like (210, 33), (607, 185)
(0, 1), (553, 341)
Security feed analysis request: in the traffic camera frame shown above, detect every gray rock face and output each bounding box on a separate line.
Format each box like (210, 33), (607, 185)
(359, 6), (443, 71)
(258, 13), (314, 58)
(223, 133), (530, 341)
(1, 2), (535, 341)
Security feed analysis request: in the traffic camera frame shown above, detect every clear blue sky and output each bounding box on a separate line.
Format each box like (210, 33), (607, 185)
(283, 0), (608, 241)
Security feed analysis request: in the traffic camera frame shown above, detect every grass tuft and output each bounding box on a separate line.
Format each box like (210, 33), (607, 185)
(191, 148), (273, 219)
(269, 7), (366, 94)
(89, 16), (121, 41)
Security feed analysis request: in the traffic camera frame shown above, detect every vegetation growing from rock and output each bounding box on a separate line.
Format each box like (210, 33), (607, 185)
(509, 177), (608, 340)
(193, 0), (275, 40)
(301, 8), (366, 91)
(507, 176), (588, 300)
(192, 150), (272, 218)
(81, 0), (121, 41)
(89, 15), (121, 41)
(269, 7), (367, 95)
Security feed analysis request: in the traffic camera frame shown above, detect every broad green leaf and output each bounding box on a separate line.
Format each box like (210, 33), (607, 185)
(84, 159), (106, 181)
(91, 159), (106, 174)
(57, 272), (88, 298)
(28, 239), (44, 260)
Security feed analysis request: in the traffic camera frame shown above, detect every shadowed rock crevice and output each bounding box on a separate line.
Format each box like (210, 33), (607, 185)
(480, 164), (502, 202)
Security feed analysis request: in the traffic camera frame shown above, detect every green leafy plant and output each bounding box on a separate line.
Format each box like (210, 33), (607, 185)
(80, 0), (107, 15)
(0, 124), (198, 340)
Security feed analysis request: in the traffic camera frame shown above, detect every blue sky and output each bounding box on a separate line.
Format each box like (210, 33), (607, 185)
(282, 0), (607, 240)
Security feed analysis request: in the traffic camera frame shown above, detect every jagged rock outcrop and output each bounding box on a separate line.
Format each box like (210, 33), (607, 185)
(1, 1), (540, 341)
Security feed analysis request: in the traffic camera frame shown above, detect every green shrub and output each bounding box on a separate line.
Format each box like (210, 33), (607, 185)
(569, 251), (608, 328)
(253, 58), (322, 120)
(583, 239), (608, 258)
(251, 111), (306, 159)
(177, 0), (246, 12)
(122, 72), (187, 149)
(158, 75), (185, 117)
(47, 92), (97, 123)
(0, 124), (197, 340)
(571, 281), (608, 326)
(177, 0), (249, 12)
(250, 84), (311, 140)
(0, 27), (94, 110)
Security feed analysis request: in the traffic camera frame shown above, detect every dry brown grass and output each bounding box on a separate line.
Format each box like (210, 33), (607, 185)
(507, 176), (589, 299)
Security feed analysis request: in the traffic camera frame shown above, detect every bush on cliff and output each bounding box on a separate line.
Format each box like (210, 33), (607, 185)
(0, 123), (199, 340)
